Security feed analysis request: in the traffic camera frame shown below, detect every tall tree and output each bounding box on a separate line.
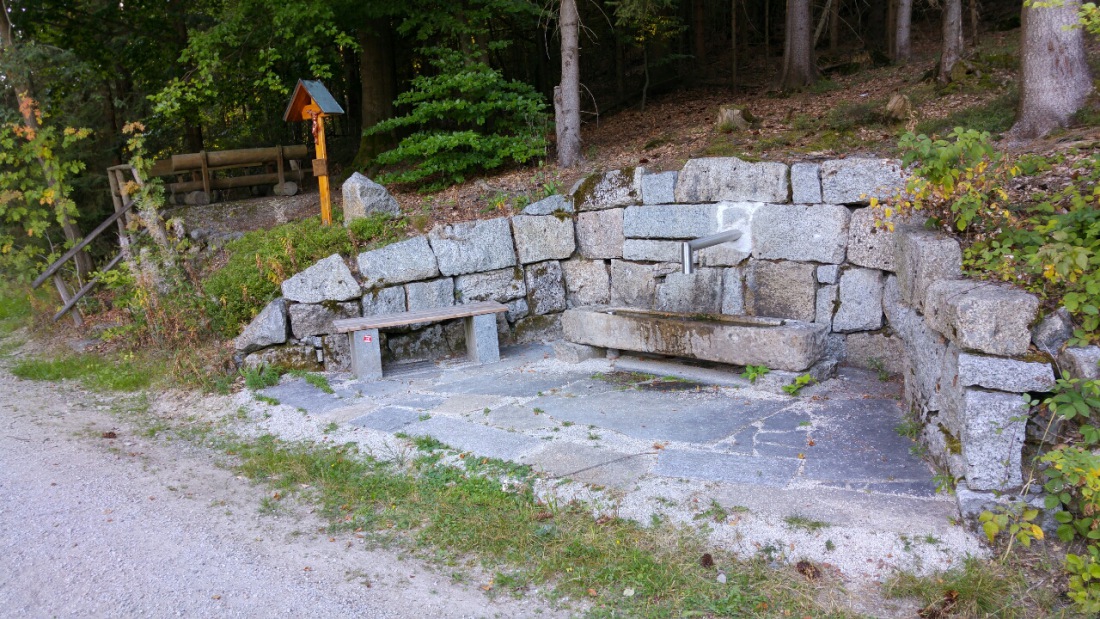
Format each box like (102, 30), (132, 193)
(938, 0), (965, 83)
(1011, 0), (1092, 139)
(555, 0), (581, 167)
(780, 0), (816, 89)
(892, 0), (913, 64)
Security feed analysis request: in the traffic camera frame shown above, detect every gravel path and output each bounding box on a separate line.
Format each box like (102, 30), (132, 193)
(0, 362), (565, 618)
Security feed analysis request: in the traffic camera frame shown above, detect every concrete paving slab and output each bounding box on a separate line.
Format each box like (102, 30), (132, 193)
(258, 379), (351, 414)
(521, 443), (656, 489)
(405, 417), (542, 461)
(759, 410), (813, 431)
(428, 371), (591, 398)
(486, 405), (560, 432)
(534, 389), (790, 444)
(348, 406), (423, 432)
(713, 428), (756, 454)
(387, 394), (446, 410)
(654, 449), (800, 487)
(430, 394), (503, 416)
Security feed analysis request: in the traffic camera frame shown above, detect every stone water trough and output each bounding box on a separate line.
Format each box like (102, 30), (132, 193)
(561, 306), (827, 372)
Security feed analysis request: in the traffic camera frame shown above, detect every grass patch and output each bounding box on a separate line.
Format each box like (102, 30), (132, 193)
(242, 364), (281, 390)
(783, 515), (830, 532)
(824, 98), (890, 132)
(228, 435), (851, 617)
(11, 354), (154, 391)
(0, 285), (34, 336)
(286, 370), (334, 394)
(883, 557), (1058, 618)
(916, 89), (1018, 137)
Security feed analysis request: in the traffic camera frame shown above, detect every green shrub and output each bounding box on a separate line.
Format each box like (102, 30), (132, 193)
(202, 214), (406, 336)
(364, 51), (548, 191)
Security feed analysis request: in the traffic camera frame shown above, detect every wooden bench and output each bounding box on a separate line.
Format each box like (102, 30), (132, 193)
(332, 301), (508, 380)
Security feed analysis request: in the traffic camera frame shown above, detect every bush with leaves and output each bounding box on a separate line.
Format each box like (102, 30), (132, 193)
(364, 51), (548, 191)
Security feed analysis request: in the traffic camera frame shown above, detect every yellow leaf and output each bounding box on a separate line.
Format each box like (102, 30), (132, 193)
(1031, 525), (1044, 540)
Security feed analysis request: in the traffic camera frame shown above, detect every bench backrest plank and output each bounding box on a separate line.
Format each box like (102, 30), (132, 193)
(332, 300), (507, 333)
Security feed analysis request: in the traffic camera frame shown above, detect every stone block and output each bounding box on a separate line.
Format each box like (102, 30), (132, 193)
(820, 158), (906, 205)
(321, 334), (352, 372)
(289, 301), (360, 339)
(465, 313), (500, 364)
(655, 269), (723, 314)
(1032, 308), (1073, 355)
(623, 239), (680, 262)
(235, 297), (288, 353)
(623, 204), (720, 239)
(575, 209), (624, 259)
(525, 261), (567, 315)
(674, 157), (789, 203)
(242, 343), (322, 372)
(362, 286), (406, 316)
(955, 351), (1056, 393)
(815, 284), (838, 329)
(640, 170), (677, 204)
(1059, 346), (1100, 380)
(522, 194), (573, 215)
(610, 260), (659, 308)
(341, 173), (400, 223)
(882, 274), (903, 327)
(561, 259), (610, 307)
(405, 278), (455, 311)
(925, 279), (1038, 356)
(833, 267), (884, 333)
(505, 298), (529, 323)
(847, 207), (900, 271)
(698, 242), (749, 267)
(384, 323), (464, 364)
(745, 260), (817, 322)
(512, 313), (563, 343)
(816, 264), (839, 284)
(428, 218), (516, 276)
(454, 267), (526, 303)
(552, 341), (603, 363)
(894, 228), (962, 312)
(721, 268), (744, 315)
(951, 388), (1029, 491)
(751, 204), (850, 264)
(845, 331), (905, 375)
(893, 304), (950, 412)
(790, 162), (822, 203)
(281, 254), (361, 303)
(511, 214), (576, 264)
(356, 236), (439, 287)
(572, 169), (639, 211)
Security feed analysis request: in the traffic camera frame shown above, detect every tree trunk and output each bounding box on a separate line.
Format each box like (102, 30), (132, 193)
(730, 0), (738, 90)
(353, 26), (396, 169)
(892, 0), (912, 64)
(780, 0), (816, 89)
(829, 0), (839, 54)
(938, 0), (964, 84)
(693, 0), (706, 76)
(556, 0), (582, 168)
(969, 0), (980, 47)
(1011, 0), (1092, 140)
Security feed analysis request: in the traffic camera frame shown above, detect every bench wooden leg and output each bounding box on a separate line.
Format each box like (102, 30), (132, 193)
(350, 328), (383, 380)
(465, 314), (500, 365)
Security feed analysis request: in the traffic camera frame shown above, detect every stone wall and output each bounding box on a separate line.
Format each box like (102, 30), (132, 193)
(235, 155), (1099, 508)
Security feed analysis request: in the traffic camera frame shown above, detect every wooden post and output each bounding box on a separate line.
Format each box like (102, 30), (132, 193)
(312, 111), (332, 225)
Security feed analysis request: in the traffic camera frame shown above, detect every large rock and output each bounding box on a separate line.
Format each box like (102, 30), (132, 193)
(1032, 308), (1073, 355)
(751, 204), (850, 264)
(454, 267), (526, 303)
(655, 269), (723, 314)
(562, 259), (610, 307)
(924, 279), (1038, 356)
(289, 301), (360, 339)
(610, 260), (659, 308)
(820, 158), (906, 205)
(623, 239), (680, 262)
(675, 157), (789, 203)
(405, 278), (455, 311)
(894, 228), (962, 312)
(954, 351), (1056, 393)
(235, 298), (288, 353)
(623, 204), (720, 239)
(522, 194), (573, 216)
(639, 170), (677, 205)
(321, 334), (352, 372)
(745, 260), (817, 322)
(512, 215), (575, 264)
(845, 331), (905, 375)
(362, 286), (406, 316)
(572, 169), (639, 211)
(721, 267), (745, 315)
(847, 207), (901, 271)
(833, 267), (884, 333)
(428, 218), (516, 276)
(575, 209), (624, 259)
(950, 388), (1029, 491)
(356, 237), (439, 288)
(341, 173), (401, 223)
(525, 261), (567, 315)
(790, 163), (822, 204)
(281, 254), (361, 303)
(1059, 346), (1100, 380)
(242, 343), (322, 371)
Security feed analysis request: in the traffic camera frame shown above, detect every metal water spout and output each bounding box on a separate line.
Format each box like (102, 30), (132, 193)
(681, 229), (743, 274)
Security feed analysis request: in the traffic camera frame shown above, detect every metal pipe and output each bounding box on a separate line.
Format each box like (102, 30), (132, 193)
(681, 229), (743, 274)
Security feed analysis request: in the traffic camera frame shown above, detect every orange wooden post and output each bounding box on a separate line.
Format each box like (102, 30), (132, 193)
(283, 80), (344, 226)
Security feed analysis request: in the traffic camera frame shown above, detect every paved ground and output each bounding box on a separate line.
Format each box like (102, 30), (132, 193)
(252, 344), (985, 584)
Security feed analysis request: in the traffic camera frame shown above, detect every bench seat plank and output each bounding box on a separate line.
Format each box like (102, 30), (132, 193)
(333, 300), (507, 333)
